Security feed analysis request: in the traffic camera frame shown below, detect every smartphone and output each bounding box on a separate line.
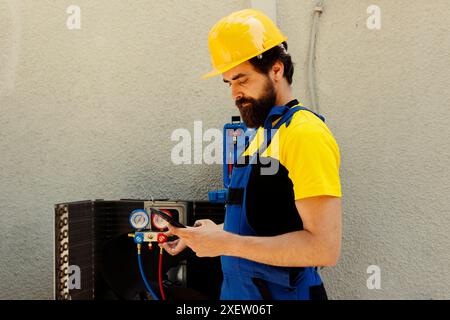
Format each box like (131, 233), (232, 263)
(150, 208), (187, 228)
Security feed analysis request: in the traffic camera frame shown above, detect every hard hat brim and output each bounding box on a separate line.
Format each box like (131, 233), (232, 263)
(201, 68), (223, 80)
(201, 36), (287, 80)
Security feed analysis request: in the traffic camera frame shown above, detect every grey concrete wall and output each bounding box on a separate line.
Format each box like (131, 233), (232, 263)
(0, 0), (449, 299)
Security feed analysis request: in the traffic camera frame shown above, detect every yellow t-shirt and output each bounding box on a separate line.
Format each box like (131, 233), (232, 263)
(242, 108), (342, 200)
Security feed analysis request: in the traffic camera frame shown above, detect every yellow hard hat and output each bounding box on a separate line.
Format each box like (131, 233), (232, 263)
(202, 8), (287, 79)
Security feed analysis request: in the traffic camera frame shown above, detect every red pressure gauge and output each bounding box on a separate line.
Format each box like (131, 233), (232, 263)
(151, 209), (172, 230)
(234, 128), (244, 137)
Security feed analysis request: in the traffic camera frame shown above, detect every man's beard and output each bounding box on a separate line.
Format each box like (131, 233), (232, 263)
(235, 78), (276, 128)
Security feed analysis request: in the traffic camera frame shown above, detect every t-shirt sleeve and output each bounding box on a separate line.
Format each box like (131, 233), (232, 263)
(282, 121), (342, 200)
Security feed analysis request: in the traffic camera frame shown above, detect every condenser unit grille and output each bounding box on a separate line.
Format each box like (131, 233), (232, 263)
(54, 199), (225, 300)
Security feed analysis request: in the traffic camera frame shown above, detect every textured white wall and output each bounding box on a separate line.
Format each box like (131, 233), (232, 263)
(0, 0), (449, 299)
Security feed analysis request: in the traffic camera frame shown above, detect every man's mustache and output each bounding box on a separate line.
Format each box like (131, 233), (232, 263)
(235, 97), (255, 109)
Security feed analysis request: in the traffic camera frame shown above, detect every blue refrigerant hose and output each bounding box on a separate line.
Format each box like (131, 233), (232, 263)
(137, 251), (159, 300)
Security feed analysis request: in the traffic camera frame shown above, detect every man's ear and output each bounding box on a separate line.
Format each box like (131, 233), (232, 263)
(271, 60), (284, 82)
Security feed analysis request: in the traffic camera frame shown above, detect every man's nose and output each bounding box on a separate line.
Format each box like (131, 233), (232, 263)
(231, 84), (243, 101)
(231, 86), (243, 102)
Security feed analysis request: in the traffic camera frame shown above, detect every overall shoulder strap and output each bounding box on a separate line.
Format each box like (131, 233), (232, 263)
(257, 105), (325, 156)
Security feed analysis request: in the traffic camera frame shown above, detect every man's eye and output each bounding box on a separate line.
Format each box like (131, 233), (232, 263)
(239, 79), (249, 85)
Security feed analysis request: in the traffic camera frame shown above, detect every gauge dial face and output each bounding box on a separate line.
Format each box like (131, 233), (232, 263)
(151, 209), (172, 230)
(129, 210), (150, 230)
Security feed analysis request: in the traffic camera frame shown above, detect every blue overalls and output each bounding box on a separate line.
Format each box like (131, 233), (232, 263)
(220, 103), (327, 300)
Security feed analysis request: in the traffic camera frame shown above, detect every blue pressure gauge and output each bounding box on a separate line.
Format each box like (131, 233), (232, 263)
(129, 209), (150, 230)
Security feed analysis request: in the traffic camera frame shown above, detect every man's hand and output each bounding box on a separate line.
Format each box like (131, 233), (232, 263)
(159, 228), (188, 256)
(166, 219), (231, 257)
(159, 237), (188, 256)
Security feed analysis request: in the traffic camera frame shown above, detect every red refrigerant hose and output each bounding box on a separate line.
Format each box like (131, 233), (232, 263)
(157, 233), (168, 301)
